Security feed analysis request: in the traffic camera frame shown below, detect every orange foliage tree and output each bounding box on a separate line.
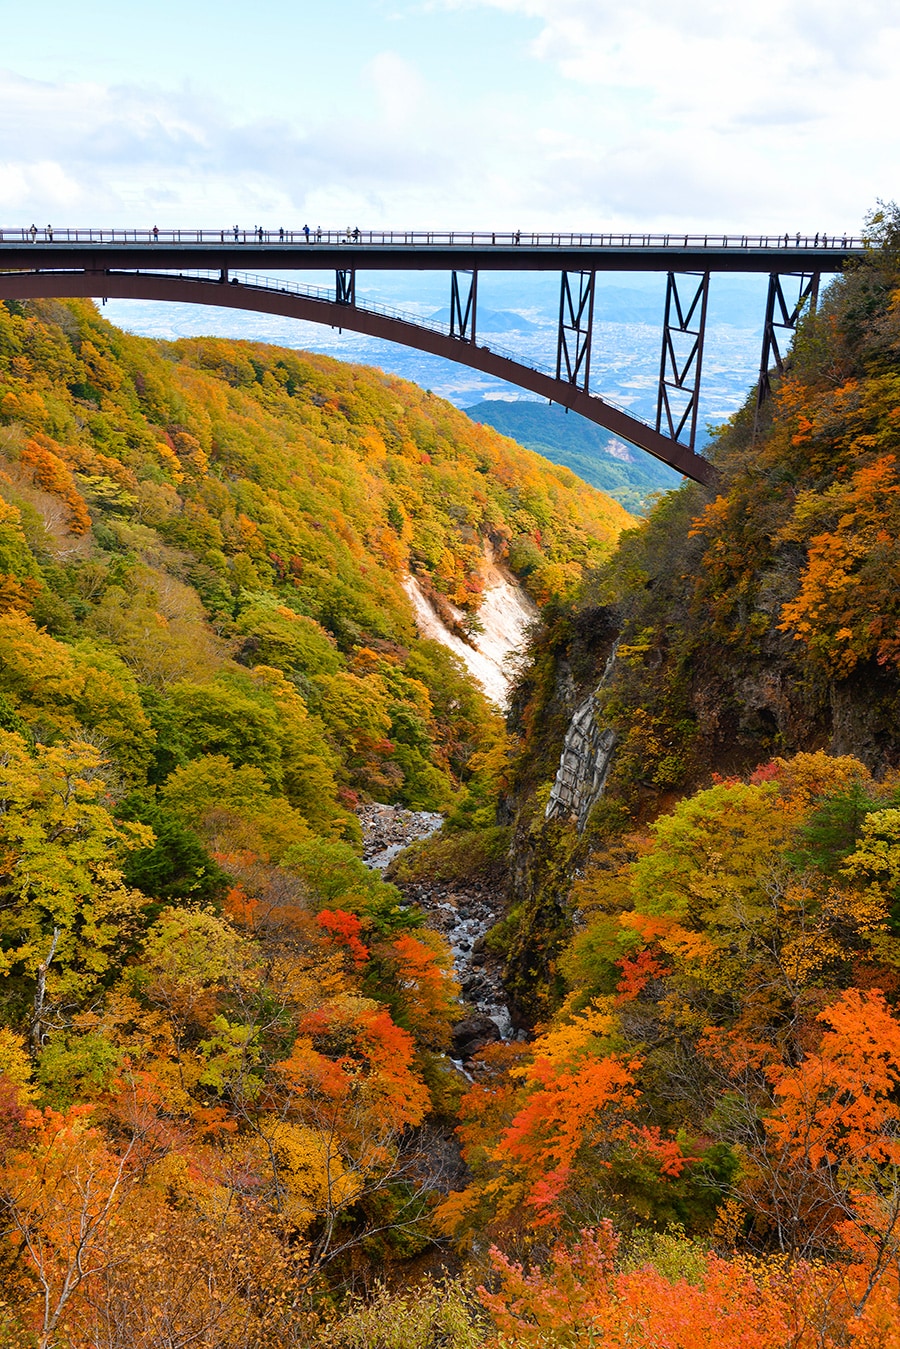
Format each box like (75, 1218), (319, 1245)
(746, 990), (900, 1285)
(478, 1222), (849, 1349)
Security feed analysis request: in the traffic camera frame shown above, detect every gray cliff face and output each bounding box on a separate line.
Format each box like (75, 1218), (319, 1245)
(545, 644), (618, 832)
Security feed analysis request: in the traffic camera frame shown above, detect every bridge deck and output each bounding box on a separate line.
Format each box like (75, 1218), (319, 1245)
(0, 228), (865, 274)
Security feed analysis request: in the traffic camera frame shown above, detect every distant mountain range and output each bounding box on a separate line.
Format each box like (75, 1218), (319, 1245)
(590, 280), (768, 327)
(429, 306), (540, 333)
(464, 400), (680, 512)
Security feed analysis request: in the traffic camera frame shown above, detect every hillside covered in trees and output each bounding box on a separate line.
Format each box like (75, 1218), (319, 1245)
(0, 295), (630, 1346)
(465, 399), (680, 514)
(386, 209), (900, 1345)
(4, 202), (900, 1349)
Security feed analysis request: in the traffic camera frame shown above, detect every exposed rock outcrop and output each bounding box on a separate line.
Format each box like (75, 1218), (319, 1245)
(451, 1015), (501, 1060)
(545, 643), (619, 832)
(402, 543), (536, 709)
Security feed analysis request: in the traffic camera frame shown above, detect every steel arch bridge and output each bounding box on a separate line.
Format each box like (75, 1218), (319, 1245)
(0, 228), (866, 486)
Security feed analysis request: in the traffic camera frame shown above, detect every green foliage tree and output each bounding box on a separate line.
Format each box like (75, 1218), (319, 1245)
(0, 732), (151, 1032)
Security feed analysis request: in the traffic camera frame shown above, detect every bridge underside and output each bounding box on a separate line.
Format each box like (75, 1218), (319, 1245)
(0, 270), (716, 484)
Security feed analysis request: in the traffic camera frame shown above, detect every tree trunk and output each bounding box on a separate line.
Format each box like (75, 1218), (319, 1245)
(30, 927), (60, 1057)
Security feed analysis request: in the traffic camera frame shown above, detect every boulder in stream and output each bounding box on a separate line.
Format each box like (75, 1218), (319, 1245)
(451, 1014), (502, 1060)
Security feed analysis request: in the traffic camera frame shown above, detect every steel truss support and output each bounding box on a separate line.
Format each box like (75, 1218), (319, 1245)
(755, 271), (820, 413)
(557, 270), (596, 391)
(450, 270), (477, 342)
(0, 268), (716, 483)
(656, 271), (710, 449)
(335, 269), (356, 305)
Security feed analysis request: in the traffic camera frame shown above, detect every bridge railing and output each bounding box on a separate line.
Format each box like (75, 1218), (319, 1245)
(0, 227), (865, 250)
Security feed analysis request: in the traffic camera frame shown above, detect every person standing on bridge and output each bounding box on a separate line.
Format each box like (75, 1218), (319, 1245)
(152, 225), (159, 242)
(234, 225), (239, 241)
(29, 224), (37, 242)
(316, 225), (322, 242)
(303, 224), (310, 241)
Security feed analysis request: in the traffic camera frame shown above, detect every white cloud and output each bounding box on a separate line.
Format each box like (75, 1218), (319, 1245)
(0, 160), (82, 212)
(0, 66), (451, 226)
(434, 0), (900, 228)
(368, 51), (427, 129)
(468, 0), (900, 90)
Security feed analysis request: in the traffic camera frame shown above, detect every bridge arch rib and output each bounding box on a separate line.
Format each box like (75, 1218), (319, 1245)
(0, 269), (715, 486)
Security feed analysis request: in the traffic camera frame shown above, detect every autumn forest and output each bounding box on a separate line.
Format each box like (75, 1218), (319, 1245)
(2, 206), (900, 1348)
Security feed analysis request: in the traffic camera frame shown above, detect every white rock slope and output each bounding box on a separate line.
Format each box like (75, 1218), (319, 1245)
(403, 547), (537, 709)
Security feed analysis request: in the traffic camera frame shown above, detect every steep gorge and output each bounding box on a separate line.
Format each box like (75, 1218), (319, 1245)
(4, 211), (900, 1346)
(0, 293), (633, 1327)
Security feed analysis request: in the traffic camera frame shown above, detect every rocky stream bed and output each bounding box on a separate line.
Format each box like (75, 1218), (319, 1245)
(358, 803), (516, 1063)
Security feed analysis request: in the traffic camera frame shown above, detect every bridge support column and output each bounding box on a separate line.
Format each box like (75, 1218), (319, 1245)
(656, 271), (710, 450)
(755, 271), (821, 423)
(450, 270), (477, 343)
(557, 270), (596, 392)
(335, 269), (356, 306)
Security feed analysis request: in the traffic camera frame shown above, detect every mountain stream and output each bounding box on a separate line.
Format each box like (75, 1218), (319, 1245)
(359, 803), (514, 1062)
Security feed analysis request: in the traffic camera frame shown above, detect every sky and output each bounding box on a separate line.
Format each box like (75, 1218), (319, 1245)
(1, 0), (898, 234)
